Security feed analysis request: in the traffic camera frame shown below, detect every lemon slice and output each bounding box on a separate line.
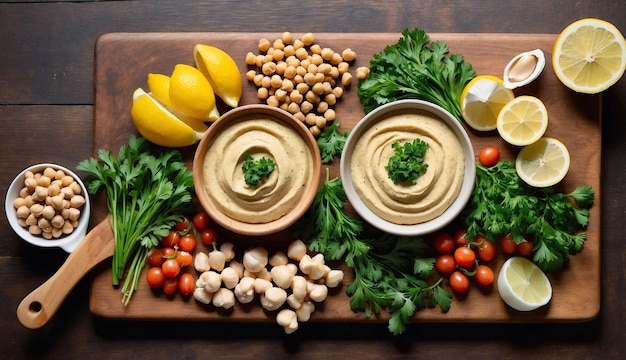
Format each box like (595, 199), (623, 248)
(169, 64), (220, 122)
(515, 137), (570, 187)
(553, 18), (626, 94)
(497, 256), (552, 311)
(131, 88), (207, 148)
(460, 75), (515, 131)
(194, 44), (242, 108)
(496, 95), (548, 146)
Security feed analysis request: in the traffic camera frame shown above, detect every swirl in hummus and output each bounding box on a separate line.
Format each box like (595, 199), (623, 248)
(203, 118), (313, 224)
(350, 110), (465, 225)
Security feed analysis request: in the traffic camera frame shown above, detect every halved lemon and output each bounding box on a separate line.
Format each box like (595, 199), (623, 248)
(131, 88), (207, 148)
(553, 18), (626, 94)
(460, 75), (515, 131)
(496, 95), (548, 146)
(169, 64), (220, 122)
(194, 44), (242, 108)
(515, 137), (570, 188)
(497, 256), (552, 311)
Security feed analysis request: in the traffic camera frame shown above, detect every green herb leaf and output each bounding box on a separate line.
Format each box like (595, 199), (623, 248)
(385, 138), (429, 184)
(358, 27), (476, 121)
(242, 153), (275, 186)
(317, 120), (349, 164)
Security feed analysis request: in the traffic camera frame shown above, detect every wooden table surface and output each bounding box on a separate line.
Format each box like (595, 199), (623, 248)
(1, 1), (624, 359)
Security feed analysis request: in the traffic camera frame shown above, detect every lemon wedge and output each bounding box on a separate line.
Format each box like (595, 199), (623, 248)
(515, 137), (570, 188)
(553, 18), (626, 94)
(147, 73), (175, 108)
(460, 75), (515, 131)
(496, 95), (548, 146)
(194, 44), (242, 108)
(131, 88), (207, 148)
(497, 256), (552, 311)
(169, 64), (220, 122)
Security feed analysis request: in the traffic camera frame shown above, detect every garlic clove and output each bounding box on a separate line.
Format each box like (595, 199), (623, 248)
(503, 49), (545, 89)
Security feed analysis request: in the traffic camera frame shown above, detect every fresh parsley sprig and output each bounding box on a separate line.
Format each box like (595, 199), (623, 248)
(462, 161), (595, 272)
(386, 138), (429, 184)
(77, 135), (194, 305)
(242, 153), (275, 186)
(317, 120), (349, 164)
(293, 169), (451, 335)
(358, 27), (476, 121)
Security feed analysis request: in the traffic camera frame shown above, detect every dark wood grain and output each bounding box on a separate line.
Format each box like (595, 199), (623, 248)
(1, 1), (625, 359)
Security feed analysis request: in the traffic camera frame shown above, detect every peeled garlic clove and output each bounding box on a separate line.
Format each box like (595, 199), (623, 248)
(503, 49), (545, 89)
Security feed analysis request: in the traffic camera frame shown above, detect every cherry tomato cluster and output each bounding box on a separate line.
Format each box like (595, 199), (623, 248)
(500, 234), (534, 258)
(145, 212), (219, 296)
(433, 230), (496, 293)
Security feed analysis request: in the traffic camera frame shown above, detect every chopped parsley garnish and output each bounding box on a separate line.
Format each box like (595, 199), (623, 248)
(385, 138), (429, 184)
(242, 153), (275, 186)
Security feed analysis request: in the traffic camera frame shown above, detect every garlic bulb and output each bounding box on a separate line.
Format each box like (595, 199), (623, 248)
(503, 49), (545, 89)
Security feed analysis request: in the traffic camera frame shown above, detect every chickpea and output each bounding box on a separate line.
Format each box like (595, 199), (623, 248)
(303, 72), (316, 86)
(263, 53), (274, 64)
(330, 53), (343, 65)
(19, 187), (30, 198)
(25, 177), (37, 191)
(331, 86), (344, 99)
(324, 109), (336, 122)
(262, 62), (276, 75)
(281, 78), (294, 92)
(51, 215), (65, 229)
(293, 111), (305, 122)
(273, 49), (285, 62)
(293, 39), (304, 50)
(341, 48), (357, 62)
(48, 183), (61, 197)
(317, 101), (329, 114)
(314, 72), (325, 83)
(341, 72), (353, 87)
(287, 102), (300, 114)
(311, 82), (324, 95)
(62, 221), (74, 234)
(307, 63), (318, 75)
(301, 32), (315, 46)
(43, 167), (56, 179)
(284, 65), (297, 79)
(300, 58), (311, 69)
(254, 54), (265, 67)
(25, 214), (37, 226)
(337, 62), (349, 74)
(310, 54), (323, 66)
(245, 52), (257, 65)
(270, 74), (283, 88)
(300, 101), (313, 114)
(273, 38), (285, 50)
(281, 31), (292, 45)
(16, 205), (30, 219)
(29, 225), (42, 235)
(320, 48), (334, 61)
(309, 44), (321, 54)
(42, 205), (56, 220)
(293, 74), (304, 84)
(283, 45), (295, 57)
(317, 63), (332, 75)
(296, 66), (307, 77)
(30, 203), (44, 217)
(258, 38), (271, 52)
(325, 93), (337, 106)
(261, 76), (271, 88)
(296, 82), (309, 94)
(61, 175), (74, 187)
(60, 187), (74, 199)
(356, 66), (370, 80)
(309, 125), (321, 137)
(315, 116), (327, 129)
(68, 208), (81, 222)
(294, 47), (308, 60)
(266, 95), (279, 107)
(38, 217), (52, 232)
(257, 87), (269, 100)
(290, 90), (303, 104)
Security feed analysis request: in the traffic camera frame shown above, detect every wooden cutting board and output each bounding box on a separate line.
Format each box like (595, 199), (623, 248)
(90, 32), (601, 323)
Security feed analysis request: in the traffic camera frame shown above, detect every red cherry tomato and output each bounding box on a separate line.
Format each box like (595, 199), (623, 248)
(163, 277), (178, 296)
(517, 241), (534, 257)
(178, 234), (197, 252)
(434, 233), (456, 254)
(178, 273), (195, 296)
(161, 247), (176, 259)
(176, 251), (193, 267)
(201, 227), (218, 247)
(146, 267), (166, 288)
(478, 146), (500, 167)
(453, 229), (469, 246)
(449, 271), (470, 293)
(175, 216), (191, 232)
(454, 246), (476, 268)
(474, 265), (495, 286)
(500, 235), (518, 255)
(475, 236), (496, 263)
(147, 248), (164, 267)
(192, 212), (210, 231)
(160, 230), (180, 248)
(161, 259), (181, 278)
(435, 254), (457, 275)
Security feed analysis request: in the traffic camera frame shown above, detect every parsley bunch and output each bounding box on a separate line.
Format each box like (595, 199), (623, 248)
(385, 138), (429, 184)
(242, 153), (275, 186)
(77, 136), (194, 305)
(294, 169), (451, 335)
(358, 27), (476, 121)
(462, 161), (595, 272)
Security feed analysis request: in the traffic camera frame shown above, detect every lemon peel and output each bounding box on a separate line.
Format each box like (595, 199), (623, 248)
(169, 63), (220, 122)
(131, 88), (206, 148)
(193, 44), (242, 108)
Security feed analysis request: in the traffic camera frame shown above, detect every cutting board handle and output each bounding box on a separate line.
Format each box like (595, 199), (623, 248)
(17, 217), (114, 329)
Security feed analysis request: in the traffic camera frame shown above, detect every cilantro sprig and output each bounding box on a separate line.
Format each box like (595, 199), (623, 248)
(462, 161), (595, 272)
(386, 138), (429, 184)
(294, 169), (451, 335)
(242, 153), (275, 186)
(358, 27), (476, 121)
(77, 135), (194, 305)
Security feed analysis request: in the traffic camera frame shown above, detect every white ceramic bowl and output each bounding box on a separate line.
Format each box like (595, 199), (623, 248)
(5, 163), (91, 252)
(340, 100), (475, 236)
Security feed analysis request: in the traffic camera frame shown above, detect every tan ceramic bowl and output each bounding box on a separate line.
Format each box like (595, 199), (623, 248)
(340, 99), (476, 236)
(193, 105), (322, 236)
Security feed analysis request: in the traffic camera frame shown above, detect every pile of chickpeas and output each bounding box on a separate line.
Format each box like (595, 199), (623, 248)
(245, 32), (369, 136)
(12, 167), (86, 239)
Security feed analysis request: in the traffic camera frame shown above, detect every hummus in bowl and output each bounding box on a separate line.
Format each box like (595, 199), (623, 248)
(341, 100), (475, 236)
(193, 105), (321, 236)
